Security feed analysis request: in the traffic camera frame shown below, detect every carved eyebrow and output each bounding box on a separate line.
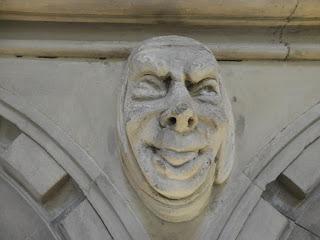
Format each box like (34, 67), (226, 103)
(136, 68), (167, 80)
(187, 65), (218, 83)
(131, 59), (168, 80)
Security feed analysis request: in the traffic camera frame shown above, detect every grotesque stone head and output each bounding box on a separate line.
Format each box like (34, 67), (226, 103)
(118, 36), (234, 222)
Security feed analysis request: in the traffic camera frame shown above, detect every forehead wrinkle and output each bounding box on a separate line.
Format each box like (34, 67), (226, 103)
(129, 51), (168, 80)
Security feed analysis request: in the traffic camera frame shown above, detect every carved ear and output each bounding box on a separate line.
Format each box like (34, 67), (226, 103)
(215, 96), (235, 184)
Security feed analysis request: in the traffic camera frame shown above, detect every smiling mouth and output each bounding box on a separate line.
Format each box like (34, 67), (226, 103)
(149, 145), (204, 167)
(159, 148), (198, 166)
(146, 144), (211, 181)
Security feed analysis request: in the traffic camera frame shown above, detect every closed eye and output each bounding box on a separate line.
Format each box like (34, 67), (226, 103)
(132, 75), (167, 100)
(188, 79), (218, 94)
(187, 78), (220, 104)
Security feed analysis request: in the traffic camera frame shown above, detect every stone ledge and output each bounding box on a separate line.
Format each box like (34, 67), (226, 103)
(1, 0), (320, 26)
(2, 39), (320, 60)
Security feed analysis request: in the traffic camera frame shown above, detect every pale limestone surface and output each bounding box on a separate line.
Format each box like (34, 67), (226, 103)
(281, 137), (320, 198)
(1, 0), (320, 27)
(0, 55), (319, 239)
(287, 226), (320, 240)
(236, 199), (288, 240)
(1, 58), (319, 182)
(119, 36), (235, 222)
(0, 173), (57, 240)
(1, 133), (68, 202)
(0, 1), (319, 237)
(296, 186), (320, 237)
(2, 21), (320, 61)
(59, 199), (112, 240)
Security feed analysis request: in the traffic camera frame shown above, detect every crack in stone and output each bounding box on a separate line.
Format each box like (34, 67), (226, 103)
(87, 199), (115, 239)
(280, 0), (300, 60)
(295, 222), (320, 238)
(288, 0), (300, 21)
(284, 44), (291, 61)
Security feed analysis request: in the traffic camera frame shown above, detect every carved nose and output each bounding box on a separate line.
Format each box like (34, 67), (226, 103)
(160, 103), (198, 133)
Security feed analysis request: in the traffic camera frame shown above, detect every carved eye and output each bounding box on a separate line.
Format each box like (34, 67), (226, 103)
(187, 79), (220, 104)
(132, 75), (167, 100)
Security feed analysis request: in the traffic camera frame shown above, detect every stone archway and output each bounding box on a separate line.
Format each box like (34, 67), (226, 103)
(217, 102), (320, 240)
(0, 116), (113, 240)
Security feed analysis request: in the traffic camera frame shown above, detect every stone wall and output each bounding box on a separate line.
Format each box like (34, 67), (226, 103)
(0, 2), (320, 239)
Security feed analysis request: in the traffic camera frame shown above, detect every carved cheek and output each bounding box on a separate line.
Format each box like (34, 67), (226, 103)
(125, 97), (166, 151)
(125, 87), (169, 129)
(196, 102), (228, 127)
(125, 100), (166, 124)
(125, 101), (163, 148)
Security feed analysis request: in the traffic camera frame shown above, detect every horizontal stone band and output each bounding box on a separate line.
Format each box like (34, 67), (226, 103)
(2, 39), (320, 60)
(1, 0), (320, 26)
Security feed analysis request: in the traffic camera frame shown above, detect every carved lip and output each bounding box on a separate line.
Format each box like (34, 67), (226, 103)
(149, 144), (207, 168)
(149, 145), (212, 181)
(157, 148), (198, 167)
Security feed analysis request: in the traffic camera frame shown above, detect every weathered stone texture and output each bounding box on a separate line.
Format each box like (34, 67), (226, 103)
(236, 199), (288, 240)
(0, 175), (57, 240)
(286, 226), (320, 240)
(59, 200), (112, 240)
(281, 137), (320, 198)
(0, 36), (320, 239)
(2, 133), (68, 202)
(119, 36), (235, 222)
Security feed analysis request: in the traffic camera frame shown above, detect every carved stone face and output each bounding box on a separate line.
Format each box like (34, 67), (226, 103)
(118, 36), (234, 222)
